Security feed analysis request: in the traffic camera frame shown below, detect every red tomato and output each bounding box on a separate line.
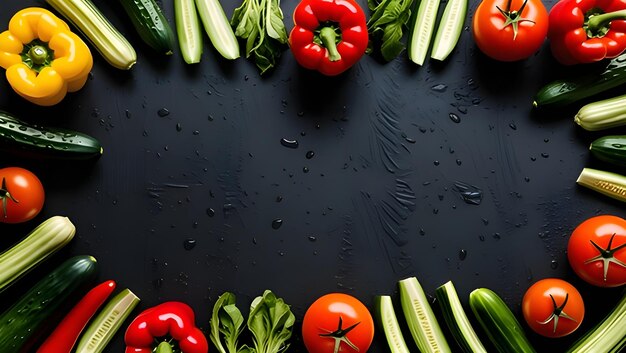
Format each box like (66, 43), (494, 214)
(0, 167), (44, 223)
(568, 215), (626, 287)
(302, 293), (374, 353)
(522, 278), (584, 338)
(472, 0), (548, 61)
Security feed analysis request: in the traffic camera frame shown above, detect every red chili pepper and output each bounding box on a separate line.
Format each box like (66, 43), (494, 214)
(37, 280), (116, 353)
(124, 301), (208, 353)
(548, 0), (626, 64)
(289, 0), (369, 76)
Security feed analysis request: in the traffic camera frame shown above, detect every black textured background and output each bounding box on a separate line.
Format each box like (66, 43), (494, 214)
(0, 0), (625, 352)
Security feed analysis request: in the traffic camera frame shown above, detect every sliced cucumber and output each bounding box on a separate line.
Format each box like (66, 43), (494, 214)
(430, 0), (467, 61)
(408, 0), (441, 65)
(374, 296), (411, 353)
(399, 277), (451, 353)
(194, 0), (240, 60)
(75, 288), (140, 353)
(175, 0), (203, 63)
(436, 281), (487, 353)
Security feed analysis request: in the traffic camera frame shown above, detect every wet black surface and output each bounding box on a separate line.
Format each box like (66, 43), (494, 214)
(1, 0), (625, 352)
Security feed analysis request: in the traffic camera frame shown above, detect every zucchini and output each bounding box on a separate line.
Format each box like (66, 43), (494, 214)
(436, 281), (487, 353)
(45, 0), (137, 70)
(590, 135), (626, 166)
(566, 290), (626, 353)
(575, 94), (626, 131)
(374, 296), (411, 353)
(0, 110), (102, 160)
(75, 288), (140, 353)
(0, 216), (75, 292)
(175, 0), (203, 63)
(533, 54), (626, 109)
(430, 0), (467, 61)
(577, 167), (626, 203)
(195, 0), (240, 60)
(119, 0), (176, 55)
(399, 277), (451, 353)
(0, 255), (98, 353)
(469, 288), (536, 353)
(408, 0), (441, 65)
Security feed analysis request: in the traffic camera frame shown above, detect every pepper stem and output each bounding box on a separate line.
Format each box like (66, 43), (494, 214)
(586, 10), (626, 37)
(155, 341), (174, 353)
(28, 45), (49, 65)
(319, 27), (342, 62)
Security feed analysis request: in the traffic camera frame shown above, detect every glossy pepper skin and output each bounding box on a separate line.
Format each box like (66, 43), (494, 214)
(0, 8), (92, 106)
(125, 301), (209, 353)
(548, 0), (626, 64)
(290, 0), (368, 76)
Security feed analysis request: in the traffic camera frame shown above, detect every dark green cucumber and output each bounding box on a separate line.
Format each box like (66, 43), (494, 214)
(0, 110), (102, 159)
(469, 288), (536, 353)
(119, 0), (176, 55)
(0, 255), (98, 353)
(533, 54), (626, 109)
(590, 135), (626, 166)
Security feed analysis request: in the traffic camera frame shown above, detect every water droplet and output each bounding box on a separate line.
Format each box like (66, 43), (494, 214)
(419, 228), (426, 236)
(272, 219), (283, 229)
(280, 138), (299, 149)
(453, 181), (483, 205)
(308, 235), (317, 242)
(125, 110), (132, 119)
(459, 249), (467, 261)
(303, 167), (309, 173)
(183, 238), (196, 250)
(157, 108), (170, 117)
(524, 177), (530, 182)
(456, 159), (462, 165)
(306, 151), (315, 159)
(541, 152), (549, 158)
(550, 260), (558, 269)
(431, 84), (448, 92)
(479, 235), (485, 241)
(206, 208), (215, 217)
(176, 123), (182, 132)
(276, 196), (283, 202)
(434, 160), (440, 166)
(493, 232), (501, 240)
(509, 123), (517, 130)
(449, 113), (461, 123)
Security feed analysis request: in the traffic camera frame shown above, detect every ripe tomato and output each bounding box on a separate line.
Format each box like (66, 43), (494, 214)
(302, 293), (374, 353)
(522, 278), (584, 338)
(568, 215), (626, 287)
(0, 167), (44, 224)
(472, 0), (548, 61)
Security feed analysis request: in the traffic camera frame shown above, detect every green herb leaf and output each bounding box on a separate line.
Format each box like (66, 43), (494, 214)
(248, 290), (295, 353)
(210, 292), (247, 353)
(367, 0), (415, 61)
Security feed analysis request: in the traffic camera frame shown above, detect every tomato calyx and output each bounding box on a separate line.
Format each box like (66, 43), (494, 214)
(0, 177), (19, 220)
(537, 293), (578, 333)
(496, 0), (536, 40)
(319, 316), (361, 353)
(584, 233), (626, 282)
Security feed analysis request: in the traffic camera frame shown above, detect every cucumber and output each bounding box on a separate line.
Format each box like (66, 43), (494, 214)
(430, 0), (467, 61)
(436, 281), (487, 353)
(0, 216), (75, 292)
(0, 255), (98, 353)
(119, 0), (176, 55)
(469, 288), (536, 353)
(576, 167), (626, 203)
(175, 0), (203, 63)
(75, 288), (140, 353)
(533, 54), (626, 109)
(399, 277), (451, 353)
(0, 110), (102, 160)
(374, 296), (411, 353)
(575, 94), (626, 131)
(45, 0), (137, 70)
(195, 0), (240, 60)
(408, 0), (441, 65)
(566, 290), (626, 353)
(590, 136), (626, 166)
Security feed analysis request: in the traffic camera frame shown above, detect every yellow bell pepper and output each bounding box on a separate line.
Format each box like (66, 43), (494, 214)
(0, 8), (93, 106)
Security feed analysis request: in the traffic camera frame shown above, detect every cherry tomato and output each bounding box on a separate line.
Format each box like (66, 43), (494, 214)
(472, 0), (548, 61)
(302, 293), (374, 353)
(0, 167), (44, 224)
(522, 278), (584, 338)
(567, 215), (626, 287)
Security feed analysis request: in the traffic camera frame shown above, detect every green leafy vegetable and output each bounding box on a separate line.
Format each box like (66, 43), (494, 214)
(210, 292), (249, 353)
(367, 0), (415, 61)
(231, 0), (288, 74)
(248, 290), (295, 353)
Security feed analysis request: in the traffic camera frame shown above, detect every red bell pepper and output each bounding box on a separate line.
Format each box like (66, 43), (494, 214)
(37, 280), (116, 353)
(548, 0), (626, 64)
(289, 0), (369, 76)
(124, 301), (208, 353)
